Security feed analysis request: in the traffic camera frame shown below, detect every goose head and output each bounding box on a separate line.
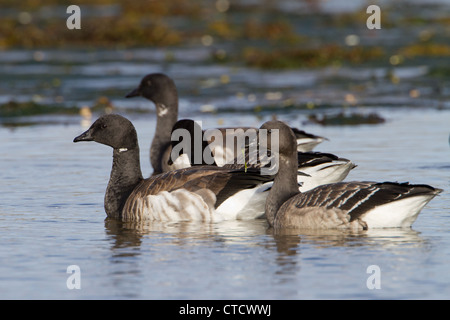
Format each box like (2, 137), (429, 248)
(73, 114), (138, 151)
(259, 120), (297, 159)
(125, 73), (177, 107)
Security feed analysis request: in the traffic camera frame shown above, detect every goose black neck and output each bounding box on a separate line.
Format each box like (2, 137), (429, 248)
(151, 99), (178, 175)
(265, 152), (300, 226)
(105, 147), (143, 219)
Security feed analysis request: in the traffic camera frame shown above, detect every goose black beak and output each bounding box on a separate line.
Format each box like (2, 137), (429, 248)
(73, 129), (93, 143)
(125, 88), (141, 98)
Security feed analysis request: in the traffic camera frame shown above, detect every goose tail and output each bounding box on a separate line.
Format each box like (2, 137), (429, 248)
(359, 183), (443, 228)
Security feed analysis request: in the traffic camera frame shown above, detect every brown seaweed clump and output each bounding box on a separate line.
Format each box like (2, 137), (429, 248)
(308, 112), (385, 126)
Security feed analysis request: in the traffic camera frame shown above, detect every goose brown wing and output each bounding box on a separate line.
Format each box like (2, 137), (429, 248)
(126, 166), (272, 210)
(294, 181), (441, 222)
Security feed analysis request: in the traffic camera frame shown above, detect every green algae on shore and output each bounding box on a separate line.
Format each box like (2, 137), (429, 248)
(0, 100), (79, 117)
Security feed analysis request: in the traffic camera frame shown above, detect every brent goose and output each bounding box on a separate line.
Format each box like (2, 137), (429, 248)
(125, 73), (327, 173)
(168, 118), (356, 192)
(73, 114), (273, 222)
(163, 119), (355, 220)
(261, 120), (442, 230)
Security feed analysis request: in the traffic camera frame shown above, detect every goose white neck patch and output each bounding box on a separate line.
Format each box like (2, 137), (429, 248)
(118, 148), (128, 153)
(157, 103), (168, 117)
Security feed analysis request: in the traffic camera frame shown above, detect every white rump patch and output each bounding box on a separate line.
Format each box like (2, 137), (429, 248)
(296, 137), (324, 152)
(215, 182), (272, 220)
(362, 194), (436, 228)
(298, 161), (355, 191)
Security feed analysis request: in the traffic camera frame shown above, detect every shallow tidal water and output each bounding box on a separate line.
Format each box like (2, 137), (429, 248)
(0, 106), (449, 300)
(1, 0), (450, 298)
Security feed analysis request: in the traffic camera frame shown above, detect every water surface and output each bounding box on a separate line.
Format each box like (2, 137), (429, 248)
(0, 0), (449, 299)
(0, 107), (448, 299)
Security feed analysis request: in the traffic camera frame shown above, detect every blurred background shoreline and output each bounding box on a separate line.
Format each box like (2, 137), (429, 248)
(0, 0), (449, 126)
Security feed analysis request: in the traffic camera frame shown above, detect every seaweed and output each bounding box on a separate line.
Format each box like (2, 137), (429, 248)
(0, 100), (79, 117)
(308, 112), (385, 126)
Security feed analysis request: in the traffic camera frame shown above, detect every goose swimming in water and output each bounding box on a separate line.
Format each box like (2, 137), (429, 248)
(73, 114), (273, 222)
(168, 118), (356, 192)
(163, 118), (355, 220)
(261, 120), (442, 230)
(125, 73), (327, 173)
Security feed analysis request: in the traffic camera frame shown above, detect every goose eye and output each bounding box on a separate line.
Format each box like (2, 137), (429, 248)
(101, 124), (107, 129)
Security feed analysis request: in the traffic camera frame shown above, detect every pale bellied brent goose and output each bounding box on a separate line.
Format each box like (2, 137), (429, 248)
(261, 120), (442, 230)
(168, 118), (356, 192)
(73, 114), (273, 222)
(125, 73), (327, 173)
(164, 118), (356, 220)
